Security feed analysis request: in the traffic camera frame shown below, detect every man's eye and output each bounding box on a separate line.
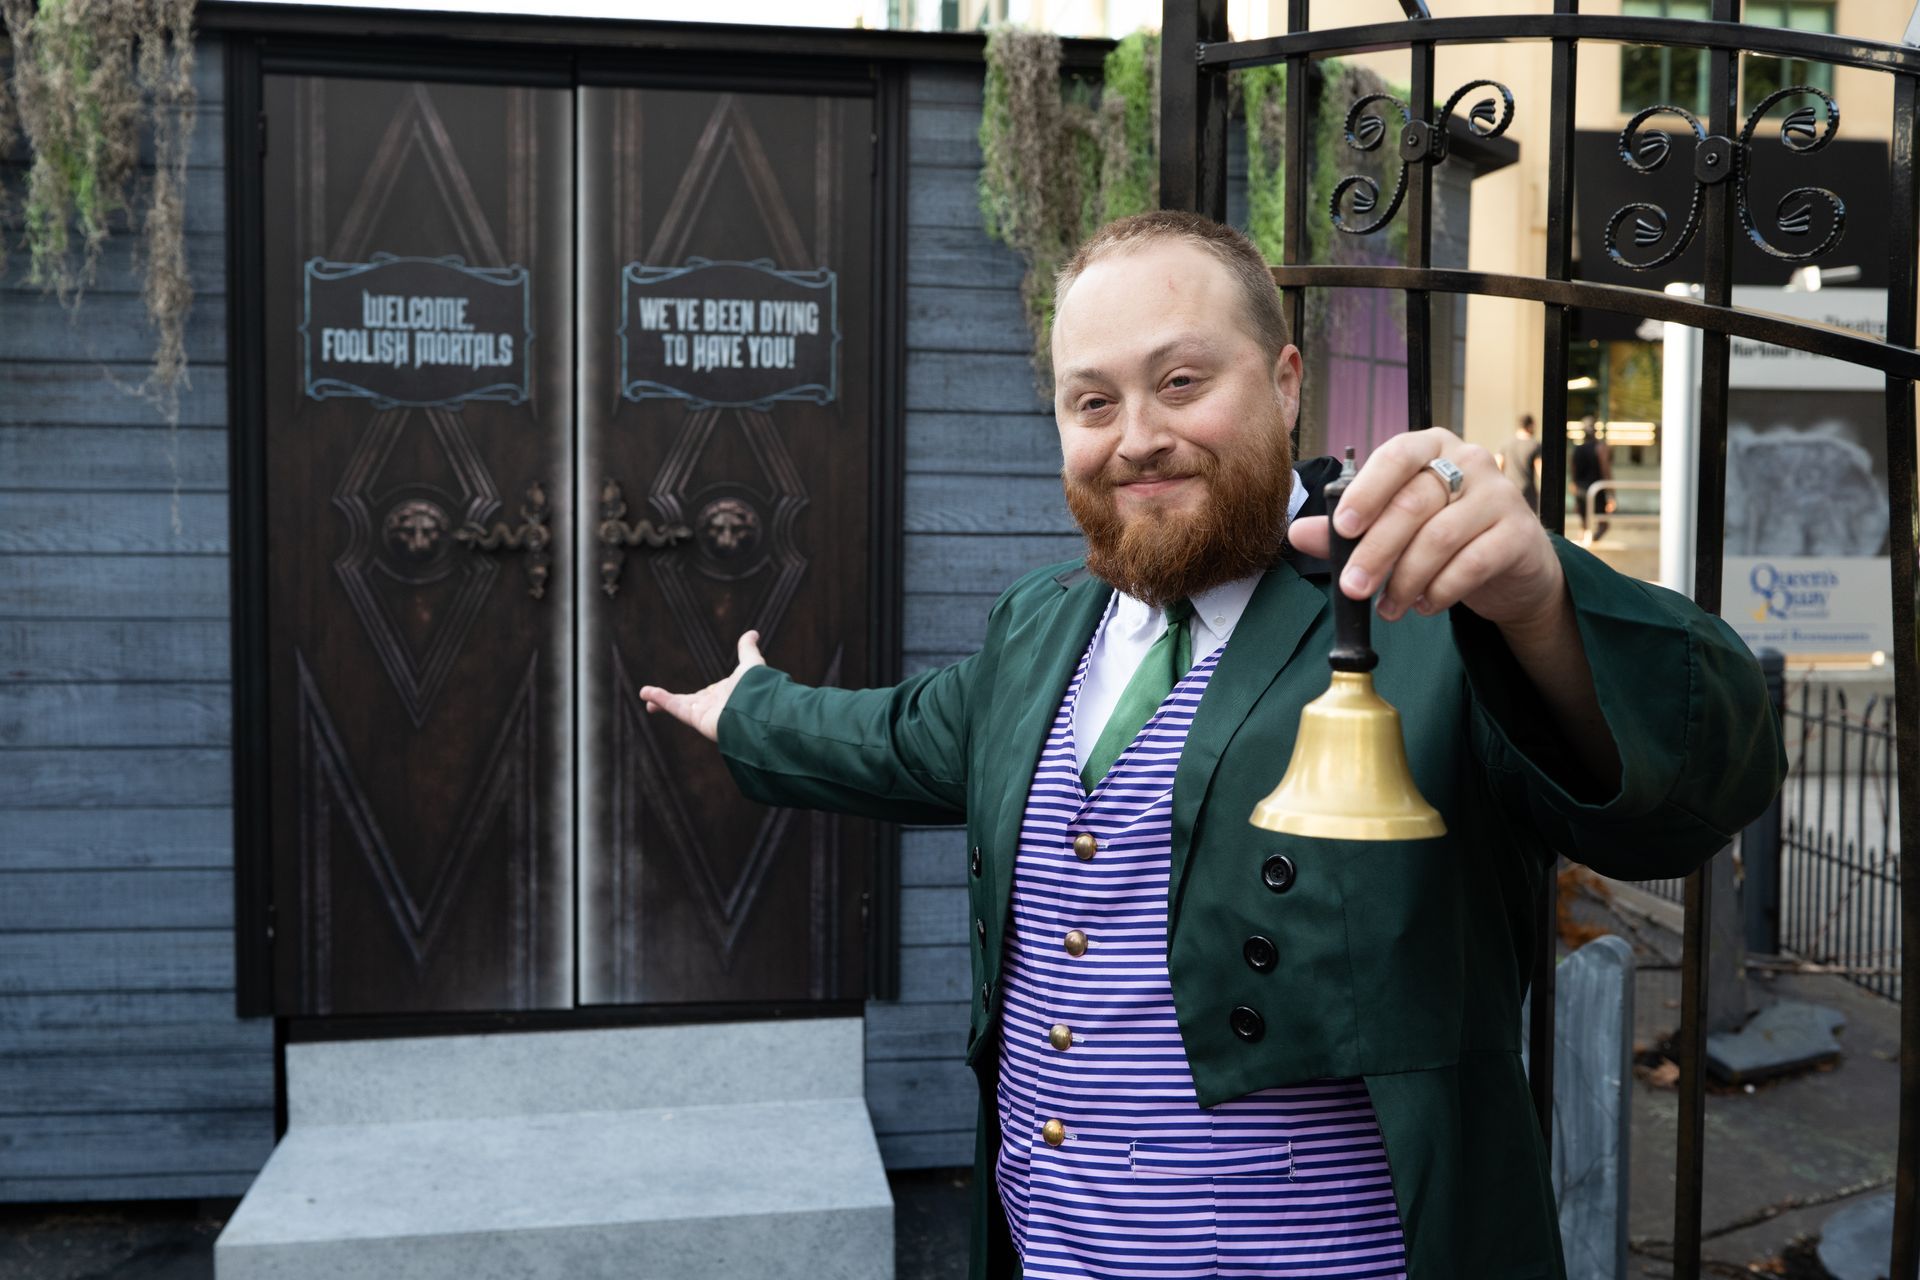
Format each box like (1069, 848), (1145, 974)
(1081, 397), (1109, 412)
(1166, 375), (1194, 389)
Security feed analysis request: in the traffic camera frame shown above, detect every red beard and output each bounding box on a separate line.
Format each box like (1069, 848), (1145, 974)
(1064, 422), (1295, 608)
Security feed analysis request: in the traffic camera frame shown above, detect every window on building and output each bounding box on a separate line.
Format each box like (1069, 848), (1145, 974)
(1621, 0), (1712, 119)
(1619, 0), (1835, 119)
(1740, 1), (1836, 114)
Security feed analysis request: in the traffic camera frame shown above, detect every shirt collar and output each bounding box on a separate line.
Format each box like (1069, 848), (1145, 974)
(1108, 479), (1310, 649)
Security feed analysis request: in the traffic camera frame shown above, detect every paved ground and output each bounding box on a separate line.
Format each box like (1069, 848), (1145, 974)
(0, 1174), (976, 1280)
(0, 898), (1901, 1280)
(0, 1200), (230, 1280)
(1595, 894), (1903, 1279)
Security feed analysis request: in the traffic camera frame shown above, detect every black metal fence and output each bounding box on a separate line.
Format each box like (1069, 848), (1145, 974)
(1780, 680), (1905, 1001)
(1637, 669), (1905, 1009)
(1158, 3), (1919, 1277)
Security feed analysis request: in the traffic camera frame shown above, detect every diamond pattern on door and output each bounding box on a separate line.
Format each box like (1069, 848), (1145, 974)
(644, 407), (810, 679)
(331, 408), (502, 727)
(647, 93), (807, 268)
(607, 646), (841, 978)
(330, 83), (507, 266)
(293, 648), (540, 1012)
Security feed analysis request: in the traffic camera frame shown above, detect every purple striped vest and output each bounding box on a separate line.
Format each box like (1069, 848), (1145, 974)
(993, 618), (1410, 1278)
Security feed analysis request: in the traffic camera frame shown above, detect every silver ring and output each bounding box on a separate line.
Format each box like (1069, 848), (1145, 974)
(1425, 456), (1465, 501)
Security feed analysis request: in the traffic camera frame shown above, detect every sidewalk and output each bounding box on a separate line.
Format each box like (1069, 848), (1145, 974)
(1579, 879), (1903, 1280)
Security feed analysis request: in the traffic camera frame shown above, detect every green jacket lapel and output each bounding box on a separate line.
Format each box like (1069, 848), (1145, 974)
(1168, 557), (1328, 926)
(985, 565), (1113, 926)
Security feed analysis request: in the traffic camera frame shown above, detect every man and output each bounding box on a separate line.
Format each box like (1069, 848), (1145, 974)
(642, 212), (1783, 1279)
(1499, 412), (1543, 513)
(1572, 413), (1614, 539)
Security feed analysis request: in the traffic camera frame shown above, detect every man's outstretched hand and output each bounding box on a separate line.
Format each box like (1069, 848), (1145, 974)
(639, 631), (765, 744)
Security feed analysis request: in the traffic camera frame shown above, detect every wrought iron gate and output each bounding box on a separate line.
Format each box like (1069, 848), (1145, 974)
(1156, 3), (1920, 1276)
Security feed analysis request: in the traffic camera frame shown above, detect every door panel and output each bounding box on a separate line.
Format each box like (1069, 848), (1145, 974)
(577, 87), (876, 1005)
(261, 75), (576, 1014)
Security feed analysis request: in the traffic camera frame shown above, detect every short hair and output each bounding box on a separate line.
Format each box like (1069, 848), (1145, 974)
(1054, 210), (1291, 358)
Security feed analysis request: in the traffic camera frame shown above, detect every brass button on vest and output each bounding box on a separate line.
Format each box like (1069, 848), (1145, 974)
(1048, 1023), (1073, 1051)
(1063, 929), (1088, 957)
(1073, 833), (1098, 861)
(1042, 1118), (1066, 1146)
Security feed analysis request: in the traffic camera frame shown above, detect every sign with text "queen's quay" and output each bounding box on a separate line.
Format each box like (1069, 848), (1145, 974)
(302, 255), (533, 409)
(619, 259), (838, 410)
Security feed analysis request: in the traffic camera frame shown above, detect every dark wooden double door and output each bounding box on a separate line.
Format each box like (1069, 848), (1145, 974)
(259, 73), (875, 1016)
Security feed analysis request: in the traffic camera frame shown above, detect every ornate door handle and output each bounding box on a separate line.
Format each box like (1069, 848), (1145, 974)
(454, 481), (553, 599)
(597, 479), (692, 597)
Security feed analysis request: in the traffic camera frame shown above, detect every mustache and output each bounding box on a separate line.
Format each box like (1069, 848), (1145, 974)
(1088, 458), (1216, 489)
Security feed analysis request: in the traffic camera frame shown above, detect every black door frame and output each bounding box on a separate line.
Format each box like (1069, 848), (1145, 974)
(222, 15), (917, 1050)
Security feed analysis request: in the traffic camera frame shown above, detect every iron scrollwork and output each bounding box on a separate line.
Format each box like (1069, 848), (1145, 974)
(597, 479), (693, 598)
(1604, 86), (1844, 270)
(454, 481), (552, 600)
(1332, 80), (1515, 236)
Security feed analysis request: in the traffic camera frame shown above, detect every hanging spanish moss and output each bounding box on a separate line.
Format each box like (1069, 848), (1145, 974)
(978, 27), (1158, 387)
(1, 0), (198, 407)
(135, 0), (196, 408)
(0, 23), (14, 233)
(979, 27), (1082, 386)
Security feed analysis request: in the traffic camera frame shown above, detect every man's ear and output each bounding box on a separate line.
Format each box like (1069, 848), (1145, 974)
(1271, 343), (1303, 422)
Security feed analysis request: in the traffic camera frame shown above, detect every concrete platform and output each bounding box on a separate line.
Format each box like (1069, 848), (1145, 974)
(213, 1019), (893, 1280)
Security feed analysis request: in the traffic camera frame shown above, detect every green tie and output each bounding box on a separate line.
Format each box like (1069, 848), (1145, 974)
(1081, 599), (1194, 792)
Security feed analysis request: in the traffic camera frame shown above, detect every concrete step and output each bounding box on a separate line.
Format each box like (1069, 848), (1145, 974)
(214, 1019), (893, 1280)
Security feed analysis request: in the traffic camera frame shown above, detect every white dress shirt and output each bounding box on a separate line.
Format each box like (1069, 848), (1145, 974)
(1072, 481), (1310, 772)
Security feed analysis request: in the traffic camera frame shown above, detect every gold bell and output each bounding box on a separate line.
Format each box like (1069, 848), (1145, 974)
(1251, 450), (1445, 841)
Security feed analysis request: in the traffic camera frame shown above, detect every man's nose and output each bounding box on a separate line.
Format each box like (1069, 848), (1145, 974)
(1114, 399), (1174, 468)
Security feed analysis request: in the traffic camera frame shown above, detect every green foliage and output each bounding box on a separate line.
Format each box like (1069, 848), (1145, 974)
(1239, 62), (1285, 266)
(1096, 32), (1157, 227)
(1239, 58), (1408, 270)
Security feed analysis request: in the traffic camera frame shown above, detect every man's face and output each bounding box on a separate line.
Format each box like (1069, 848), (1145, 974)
(1052, 239), (1302, 605)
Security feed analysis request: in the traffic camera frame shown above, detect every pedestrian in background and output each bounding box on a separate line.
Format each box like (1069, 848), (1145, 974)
(1497, 412), (1542, 513)
(1572, 414), (1613, 540)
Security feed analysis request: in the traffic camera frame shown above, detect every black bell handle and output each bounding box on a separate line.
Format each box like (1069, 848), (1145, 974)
(1324, 448), (1379, 674)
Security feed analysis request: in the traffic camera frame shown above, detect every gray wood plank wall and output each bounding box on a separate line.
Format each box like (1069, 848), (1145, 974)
(0, 47), (1095, 1193)
(0, 37), (279, 1203)
(865, 63), (1093, 1170)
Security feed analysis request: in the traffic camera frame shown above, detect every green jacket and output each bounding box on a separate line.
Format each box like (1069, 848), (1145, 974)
(718, 468), (1785, 1280)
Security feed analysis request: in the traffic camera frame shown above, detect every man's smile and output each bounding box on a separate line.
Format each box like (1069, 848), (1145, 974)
(1115, 475), (1200, 500)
